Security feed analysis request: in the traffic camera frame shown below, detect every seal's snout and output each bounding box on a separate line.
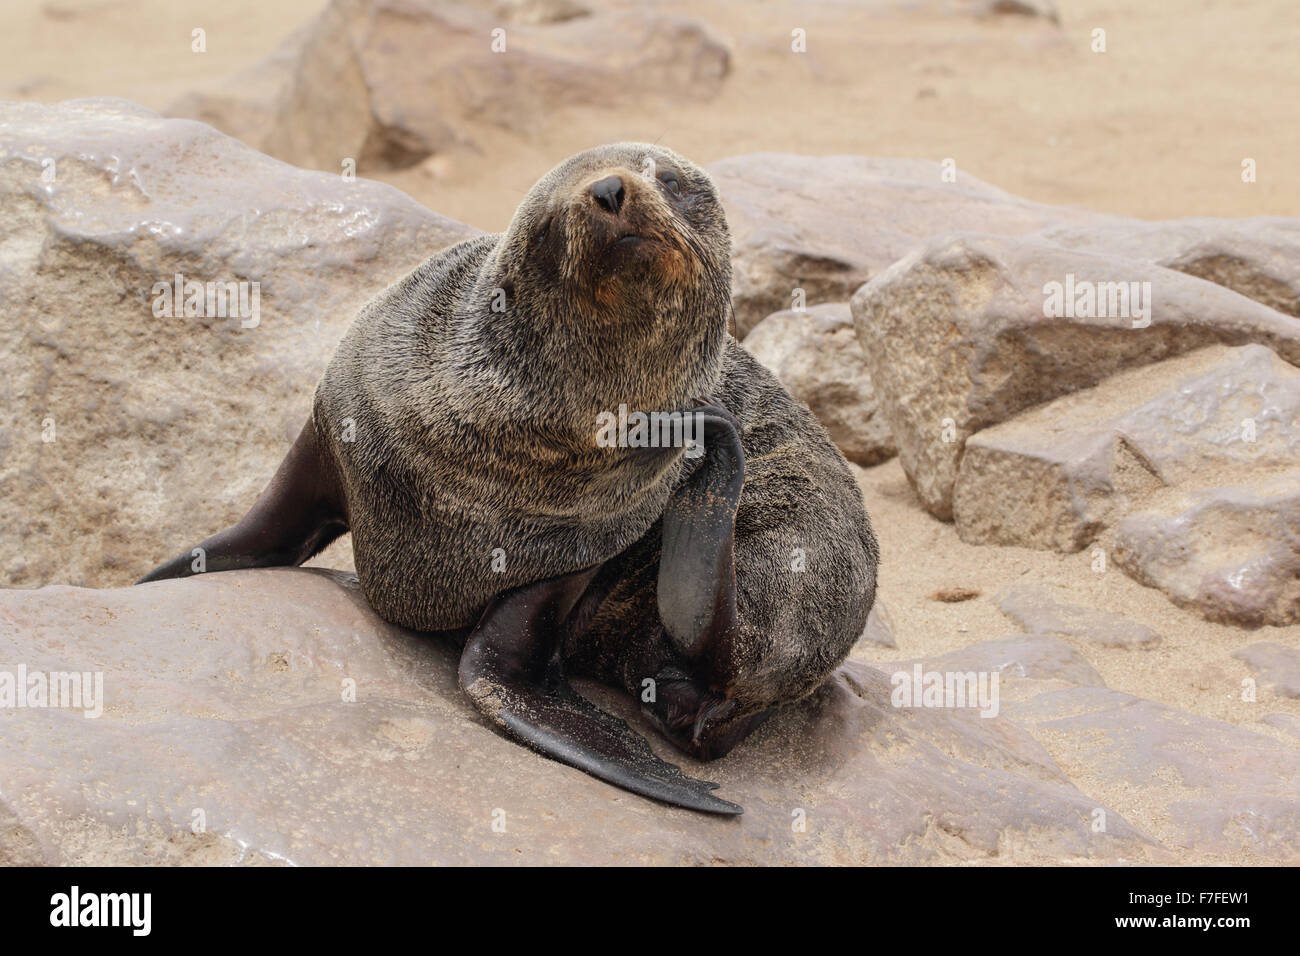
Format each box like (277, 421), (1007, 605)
(546, 151), (723, 305)
(589, 175), (626, 216)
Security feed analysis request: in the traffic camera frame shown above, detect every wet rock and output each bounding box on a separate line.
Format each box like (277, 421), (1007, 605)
(742, 303), (895, 466)
(0, 568), (1159, 865)
(0, 98), (477, 588)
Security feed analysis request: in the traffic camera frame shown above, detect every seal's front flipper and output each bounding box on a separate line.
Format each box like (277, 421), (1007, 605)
(657, 404), (745, 666)
(136, 418), (347, 584)
(459, 568), (743, 815)
(650, 404), (770, 759)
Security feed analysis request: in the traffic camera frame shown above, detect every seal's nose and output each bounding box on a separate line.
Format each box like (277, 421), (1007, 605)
(590, 175), (626, 216)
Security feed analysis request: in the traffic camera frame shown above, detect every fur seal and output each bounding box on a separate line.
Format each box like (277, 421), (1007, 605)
(139, 143), (879, 814)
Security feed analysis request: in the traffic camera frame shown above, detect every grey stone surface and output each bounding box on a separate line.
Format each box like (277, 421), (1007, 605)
(1114, 474), (1300, 627)
(0, 568), (1160, 865)
(1233, 642), (1300, 698)
(1005, 686), (1300, 860)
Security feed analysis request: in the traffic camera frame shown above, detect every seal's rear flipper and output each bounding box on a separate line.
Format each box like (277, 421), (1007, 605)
(136, 418), (347, 584)
(459, 567), (743, 815)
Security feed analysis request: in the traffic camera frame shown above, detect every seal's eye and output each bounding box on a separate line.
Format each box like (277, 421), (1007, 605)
(657, 170), (682, 196)
(533, 217), (552, 245)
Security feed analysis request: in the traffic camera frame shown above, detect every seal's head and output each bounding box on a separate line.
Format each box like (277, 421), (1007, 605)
(493, 143), (731, 329)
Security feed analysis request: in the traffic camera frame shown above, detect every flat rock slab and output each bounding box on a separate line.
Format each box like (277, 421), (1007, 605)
(0, 569), (1159, 865)
(0, 98), (476, 589)
(879, 633), (1107, 695)
(1004, 687), (1300, 860)
(743, 303), (895, 466)
(1260, 713), (1300, 740)
(995, 584), (1162, 649)
(1114, 473), (1300, 627)
(1233, 642), (1300, 698)
(954, 344), (1300, 551)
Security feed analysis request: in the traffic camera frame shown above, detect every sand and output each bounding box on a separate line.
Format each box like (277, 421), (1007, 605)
(851, 458), (1300, 735)
(4, 0), (1298, 230)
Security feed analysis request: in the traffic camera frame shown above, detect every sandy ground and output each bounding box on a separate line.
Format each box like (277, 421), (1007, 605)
(850, 459), (1300, 739)
(3, 0), (1298, 856)
(850, 458), (1300, 859)
(3, 0), (1299, 231)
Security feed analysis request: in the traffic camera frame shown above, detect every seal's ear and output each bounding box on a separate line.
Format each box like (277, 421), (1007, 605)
(656, 405), (745, 672)
(459, 566), (743, 815)
(136, 418), (347, 583)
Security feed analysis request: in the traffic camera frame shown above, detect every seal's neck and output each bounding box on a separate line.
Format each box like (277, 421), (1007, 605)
(457, 296), (727, 444)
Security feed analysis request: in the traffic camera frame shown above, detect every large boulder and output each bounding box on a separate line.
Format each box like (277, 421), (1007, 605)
(953, 344), (1300, 550)
(742, 303), (895, 466)
(851, 233), (1300, 519)
(0, 568), (1162, 865)
(0, 98), (477, 589)
(169, 0), (731, 173)
(710, 155), (1115, 336)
